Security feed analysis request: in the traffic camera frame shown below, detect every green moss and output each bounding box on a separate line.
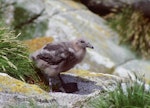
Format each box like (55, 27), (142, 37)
(17, 21), (48, 40)
(0, 20), (38, 81)
(108, 8), (150, 59)
(0, 2), (3, 19)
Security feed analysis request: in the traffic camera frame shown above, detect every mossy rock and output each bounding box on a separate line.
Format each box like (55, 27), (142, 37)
(13, 5), (48, 40)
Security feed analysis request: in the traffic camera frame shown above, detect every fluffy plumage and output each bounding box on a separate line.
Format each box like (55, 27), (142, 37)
(30, 38), (94, 92)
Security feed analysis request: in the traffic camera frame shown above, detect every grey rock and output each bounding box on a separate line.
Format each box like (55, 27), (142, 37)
(3, 0), (47, 39)
(114, 60), (150, 82)
(0, 92), (58, 108)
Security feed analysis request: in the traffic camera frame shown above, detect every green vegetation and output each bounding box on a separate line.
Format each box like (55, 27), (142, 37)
(108, 8), (150, 58)
(0, 20), (38, 81)
(89, 75), (150, 108)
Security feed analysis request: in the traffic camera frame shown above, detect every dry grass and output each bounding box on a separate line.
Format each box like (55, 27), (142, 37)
(108, 8), (150, 58)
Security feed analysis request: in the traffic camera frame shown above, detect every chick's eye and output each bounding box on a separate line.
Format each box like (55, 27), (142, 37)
(80, 40), (85, 43)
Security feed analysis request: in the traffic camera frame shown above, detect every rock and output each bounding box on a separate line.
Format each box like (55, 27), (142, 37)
(0, 73), (59, 107)
(113, 60), (150, 83)
(3, 0), (47, 39)
(133, 0), (150, 18)
(0, 71), (124, 107)
(80, 0), (150, 17)
(50, 70), (123, 108)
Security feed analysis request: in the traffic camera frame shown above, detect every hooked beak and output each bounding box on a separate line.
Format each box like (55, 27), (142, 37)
(86, 42), (94, 49)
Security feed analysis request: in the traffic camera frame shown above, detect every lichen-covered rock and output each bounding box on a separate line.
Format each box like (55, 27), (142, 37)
(0, 73), (58, 107)
(24, 37), (54, 52)
(0, 70), (123, 108)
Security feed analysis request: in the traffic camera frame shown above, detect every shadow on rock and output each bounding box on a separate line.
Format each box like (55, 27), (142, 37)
(61, 74), (104, 95)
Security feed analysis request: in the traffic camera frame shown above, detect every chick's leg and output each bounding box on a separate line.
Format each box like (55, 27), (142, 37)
(49, 77), (53, 92)
(58, 74), (65, 85)
(58, 74), (66, 92)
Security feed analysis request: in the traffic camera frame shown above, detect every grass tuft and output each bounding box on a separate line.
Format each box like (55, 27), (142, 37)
(0, 20), (38, 82)
(89, 74), (150, 108)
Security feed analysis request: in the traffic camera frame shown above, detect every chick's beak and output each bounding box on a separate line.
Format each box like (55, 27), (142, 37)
(86, 42), (94, 49)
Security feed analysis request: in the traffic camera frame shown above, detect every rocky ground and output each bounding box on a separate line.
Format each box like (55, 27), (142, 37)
(0, 71), (123, 107)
